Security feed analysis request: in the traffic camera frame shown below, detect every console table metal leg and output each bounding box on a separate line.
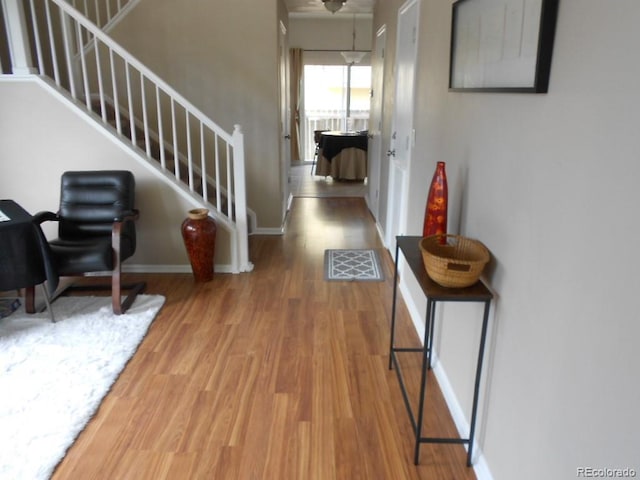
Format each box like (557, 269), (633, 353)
(414, 297), (434, 464)
(426, 299), (436, 370)
(388, 241), (400, 370)
(466, 299), (491, 466)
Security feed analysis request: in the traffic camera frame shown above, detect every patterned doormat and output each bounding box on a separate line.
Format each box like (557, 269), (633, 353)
(324, 249), (385, 282)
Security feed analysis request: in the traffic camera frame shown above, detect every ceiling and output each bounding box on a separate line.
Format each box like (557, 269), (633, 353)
(285, 0), (377, 16)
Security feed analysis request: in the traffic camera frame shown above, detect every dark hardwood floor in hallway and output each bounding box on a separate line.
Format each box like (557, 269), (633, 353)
(52, 197), (477, 480)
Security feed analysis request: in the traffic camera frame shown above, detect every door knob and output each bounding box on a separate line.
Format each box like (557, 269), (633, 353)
(387, 149), (396, 157)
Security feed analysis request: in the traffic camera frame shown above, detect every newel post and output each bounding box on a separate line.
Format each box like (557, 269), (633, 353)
(232, 124), (254, 273)
(1, 0), (37, 74)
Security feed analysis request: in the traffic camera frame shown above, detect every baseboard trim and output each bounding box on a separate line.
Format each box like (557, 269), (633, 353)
(123, 264), (236, 274)
(251, 227), (284, 235)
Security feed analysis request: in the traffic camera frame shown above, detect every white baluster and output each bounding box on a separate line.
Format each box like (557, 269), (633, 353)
(2, 0), (37, 74)
(110, 49), (121, 134)
(43, 0), (60, 85)
(141, 74), (150, 157)
(200, 122), (207, 202)
(93, 0), (100, 27)
(77, 22), (90, 109)
(224, 140), (231, 218)
(186, 111), (194, 191)
(156, 85), (165, 169)
(125, 62), (136, 146)
(27, 0), (44, 73)
(215, 135), (222, 212)
(171, 99), (179, 178)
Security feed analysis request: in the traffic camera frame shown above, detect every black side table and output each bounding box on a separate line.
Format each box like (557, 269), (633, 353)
(389, 235), (493, 466)
(0, 200), (58, 317)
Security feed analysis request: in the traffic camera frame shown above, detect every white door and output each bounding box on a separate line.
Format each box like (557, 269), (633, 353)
(385, 0), (419, 249)
(367, 25), (386, 221)
(279, 20), (291, 220)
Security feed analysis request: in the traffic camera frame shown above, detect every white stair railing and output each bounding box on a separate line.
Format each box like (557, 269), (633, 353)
(66, 0), (138, 31)
(1, 0), (253, 273)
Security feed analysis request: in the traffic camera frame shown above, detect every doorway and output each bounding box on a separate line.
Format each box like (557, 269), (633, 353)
(290, 60), (371, 199)
(279, 20), (291, 217)
(367, 25), (387, 221)
(385, 0), (420, 249)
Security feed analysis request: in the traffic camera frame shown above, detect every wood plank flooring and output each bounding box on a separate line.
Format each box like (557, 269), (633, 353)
(290, 163), (367, 197)
(51, 197), (477, 480)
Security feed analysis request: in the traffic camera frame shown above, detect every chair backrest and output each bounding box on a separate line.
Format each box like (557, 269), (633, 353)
(58, 171), (136, 248)
(314, 129), (328, 145)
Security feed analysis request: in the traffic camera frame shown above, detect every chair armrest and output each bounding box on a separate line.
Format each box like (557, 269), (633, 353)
(111, 210), (139, 259)
(113, 209), (139, 223)
(29, 211), (60, 295)
(112, 209), (139, 245)
(32, 211), (59, 225)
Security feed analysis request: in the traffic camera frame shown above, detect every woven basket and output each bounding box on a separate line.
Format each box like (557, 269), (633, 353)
(419, 234), (490, 288)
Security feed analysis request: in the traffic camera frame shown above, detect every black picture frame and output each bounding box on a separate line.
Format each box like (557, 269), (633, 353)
(449, 0), (559, 93)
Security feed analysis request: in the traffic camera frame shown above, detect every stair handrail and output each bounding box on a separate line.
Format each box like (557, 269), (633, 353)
(46, 0), (233, 144)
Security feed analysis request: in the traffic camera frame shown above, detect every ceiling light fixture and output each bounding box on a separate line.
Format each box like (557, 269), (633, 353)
(323, 0), (345, 14)
(341, 14), (366, 64)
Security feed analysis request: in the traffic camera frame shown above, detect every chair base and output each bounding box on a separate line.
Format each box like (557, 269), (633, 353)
(25, 280), (146, 316)
(23, 284), (56, 322)
(56, 281), (147, 315)
(311, 147), (320, 176)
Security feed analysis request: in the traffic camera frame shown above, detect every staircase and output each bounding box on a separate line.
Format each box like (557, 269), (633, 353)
(92, 99), (237, 217)
(0, 0), (253, 273)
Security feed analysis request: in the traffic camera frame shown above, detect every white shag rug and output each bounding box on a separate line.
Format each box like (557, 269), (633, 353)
(0, 294), (165, 480)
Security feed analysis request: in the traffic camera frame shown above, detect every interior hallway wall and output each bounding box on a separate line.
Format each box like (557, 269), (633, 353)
(374, 0), (640, 478)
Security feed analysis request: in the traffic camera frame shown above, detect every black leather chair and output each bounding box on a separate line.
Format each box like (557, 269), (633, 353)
(29, 170), (145, 315)
(311, 129), (329, 176)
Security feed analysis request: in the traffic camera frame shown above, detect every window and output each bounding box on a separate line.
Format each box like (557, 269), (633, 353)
(302, 64), (371, 160)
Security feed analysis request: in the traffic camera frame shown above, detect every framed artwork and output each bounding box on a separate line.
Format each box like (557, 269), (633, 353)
(449, 0), (559, 93)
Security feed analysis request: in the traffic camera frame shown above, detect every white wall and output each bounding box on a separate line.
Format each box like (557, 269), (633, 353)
(375, 0), (640, 478)
(289, 15), (373, 65)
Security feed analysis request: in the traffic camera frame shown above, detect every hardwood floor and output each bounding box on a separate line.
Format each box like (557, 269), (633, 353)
(290, 163), (367, 198)
(52, 197), (477, 480)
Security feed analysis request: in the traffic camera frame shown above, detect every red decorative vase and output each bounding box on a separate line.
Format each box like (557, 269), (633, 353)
(181, 208), (217, 282)
(422, 161), (448, 238)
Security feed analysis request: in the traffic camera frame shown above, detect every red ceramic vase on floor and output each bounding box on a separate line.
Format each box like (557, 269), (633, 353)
(181, 208), (217, 282)
(422, 161), (448, 238)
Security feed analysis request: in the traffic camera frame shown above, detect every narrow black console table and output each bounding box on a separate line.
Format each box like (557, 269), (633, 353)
(389, 236), (493, 466)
